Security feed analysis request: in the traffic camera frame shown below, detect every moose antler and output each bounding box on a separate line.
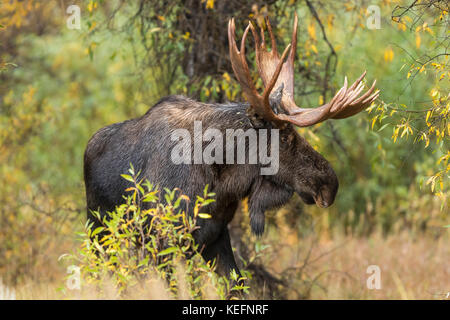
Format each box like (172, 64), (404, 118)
(228, 18), (291, 125)
(228, 13), (380, 127)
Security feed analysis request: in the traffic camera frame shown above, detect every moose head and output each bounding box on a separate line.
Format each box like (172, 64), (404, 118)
(227, 13), (379, 213)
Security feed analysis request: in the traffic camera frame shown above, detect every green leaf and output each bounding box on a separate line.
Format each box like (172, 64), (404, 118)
(378, 123), (390, 132)
(138, 256), (150, 267)
(129, 163), (135, 175)
(91, 226), (104, 237)
(157, 247), (178, 256)
(121, 174), (134, 182)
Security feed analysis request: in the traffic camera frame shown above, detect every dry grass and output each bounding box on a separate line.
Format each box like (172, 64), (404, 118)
(260, 231), (449, 300)
(3, 230), (447, 300)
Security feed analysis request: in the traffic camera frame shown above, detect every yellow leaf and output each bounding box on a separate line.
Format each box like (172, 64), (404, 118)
(398, 23), (407, 31)
(392, 127), (400, 143)
(384, 48), (394, 62)
(430, 88), (439, 99)
(371, 116), (378, 129)
(182, 32), (190, 40)
(327, 14), (334, 30)
(426, 110), (431, 123)
(205, 0), (215, 9)
(419, 65), (425, 73)
(401, 126), (408, 138)
(415, 34), (421, 48)
(88, 1), (97, 12)
(223, 72), (231, 82)
(307, 22), (316, 41)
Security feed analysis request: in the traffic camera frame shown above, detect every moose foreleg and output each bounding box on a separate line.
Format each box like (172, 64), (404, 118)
(201, 226), (241, 279)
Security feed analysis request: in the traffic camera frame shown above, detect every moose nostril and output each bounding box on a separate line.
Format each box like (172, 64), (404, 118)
(316, 186), (336, 208)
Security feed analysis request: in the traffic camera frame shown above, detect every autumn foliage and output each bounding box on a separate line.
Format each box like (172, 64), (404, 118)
(0, 0), (448, 299)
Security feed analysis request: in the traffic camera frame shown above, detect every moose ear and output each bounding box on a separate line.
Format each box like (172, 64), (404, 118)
(269, 84), (285, 115)
(246, 106), (266, 129)
(246, 84), (287, 130)
(248, 178), (294, 236)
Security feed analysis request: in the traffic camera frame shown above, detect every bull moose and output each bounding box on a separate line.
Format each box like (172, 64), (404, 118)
(83, 14), (379, 278)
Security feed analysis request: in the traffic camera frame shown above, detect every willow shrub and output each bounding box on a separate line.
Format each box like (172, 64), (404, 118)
(62, 165), (250, 299)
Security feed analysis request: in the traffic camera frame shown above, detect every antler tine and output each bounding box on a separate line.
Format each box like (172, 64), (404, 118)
(362, 89), (380, 105)
(228, 19), (255, 93)
(250, 21), (261, 49)
(331, 76), (349, 112)
(331, 80), (379, 119)
(320, 72), (378, 120)
(347, 82), (367, 103)
(240, 22), (250, 56)
(334, 78), (363, 112)
(331, 72), (365, 111)
(265, 16), (278, 56)
(288, 12), (298, 66)
(328, 76), (351, 113)
(228, 19), (259, 106)
(260, 25), (266, 49)
(350, 79), (377, 106)
(349, 71), (367, 91)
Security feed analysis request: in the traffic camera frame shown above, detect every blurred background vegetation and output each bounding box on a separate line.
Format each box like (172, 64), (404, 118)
(0, 0), (448, 299)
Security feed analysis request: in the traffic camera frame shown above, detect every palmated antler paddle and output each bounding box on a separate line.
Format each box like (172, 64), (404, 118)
(228, 13), (380, 127)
